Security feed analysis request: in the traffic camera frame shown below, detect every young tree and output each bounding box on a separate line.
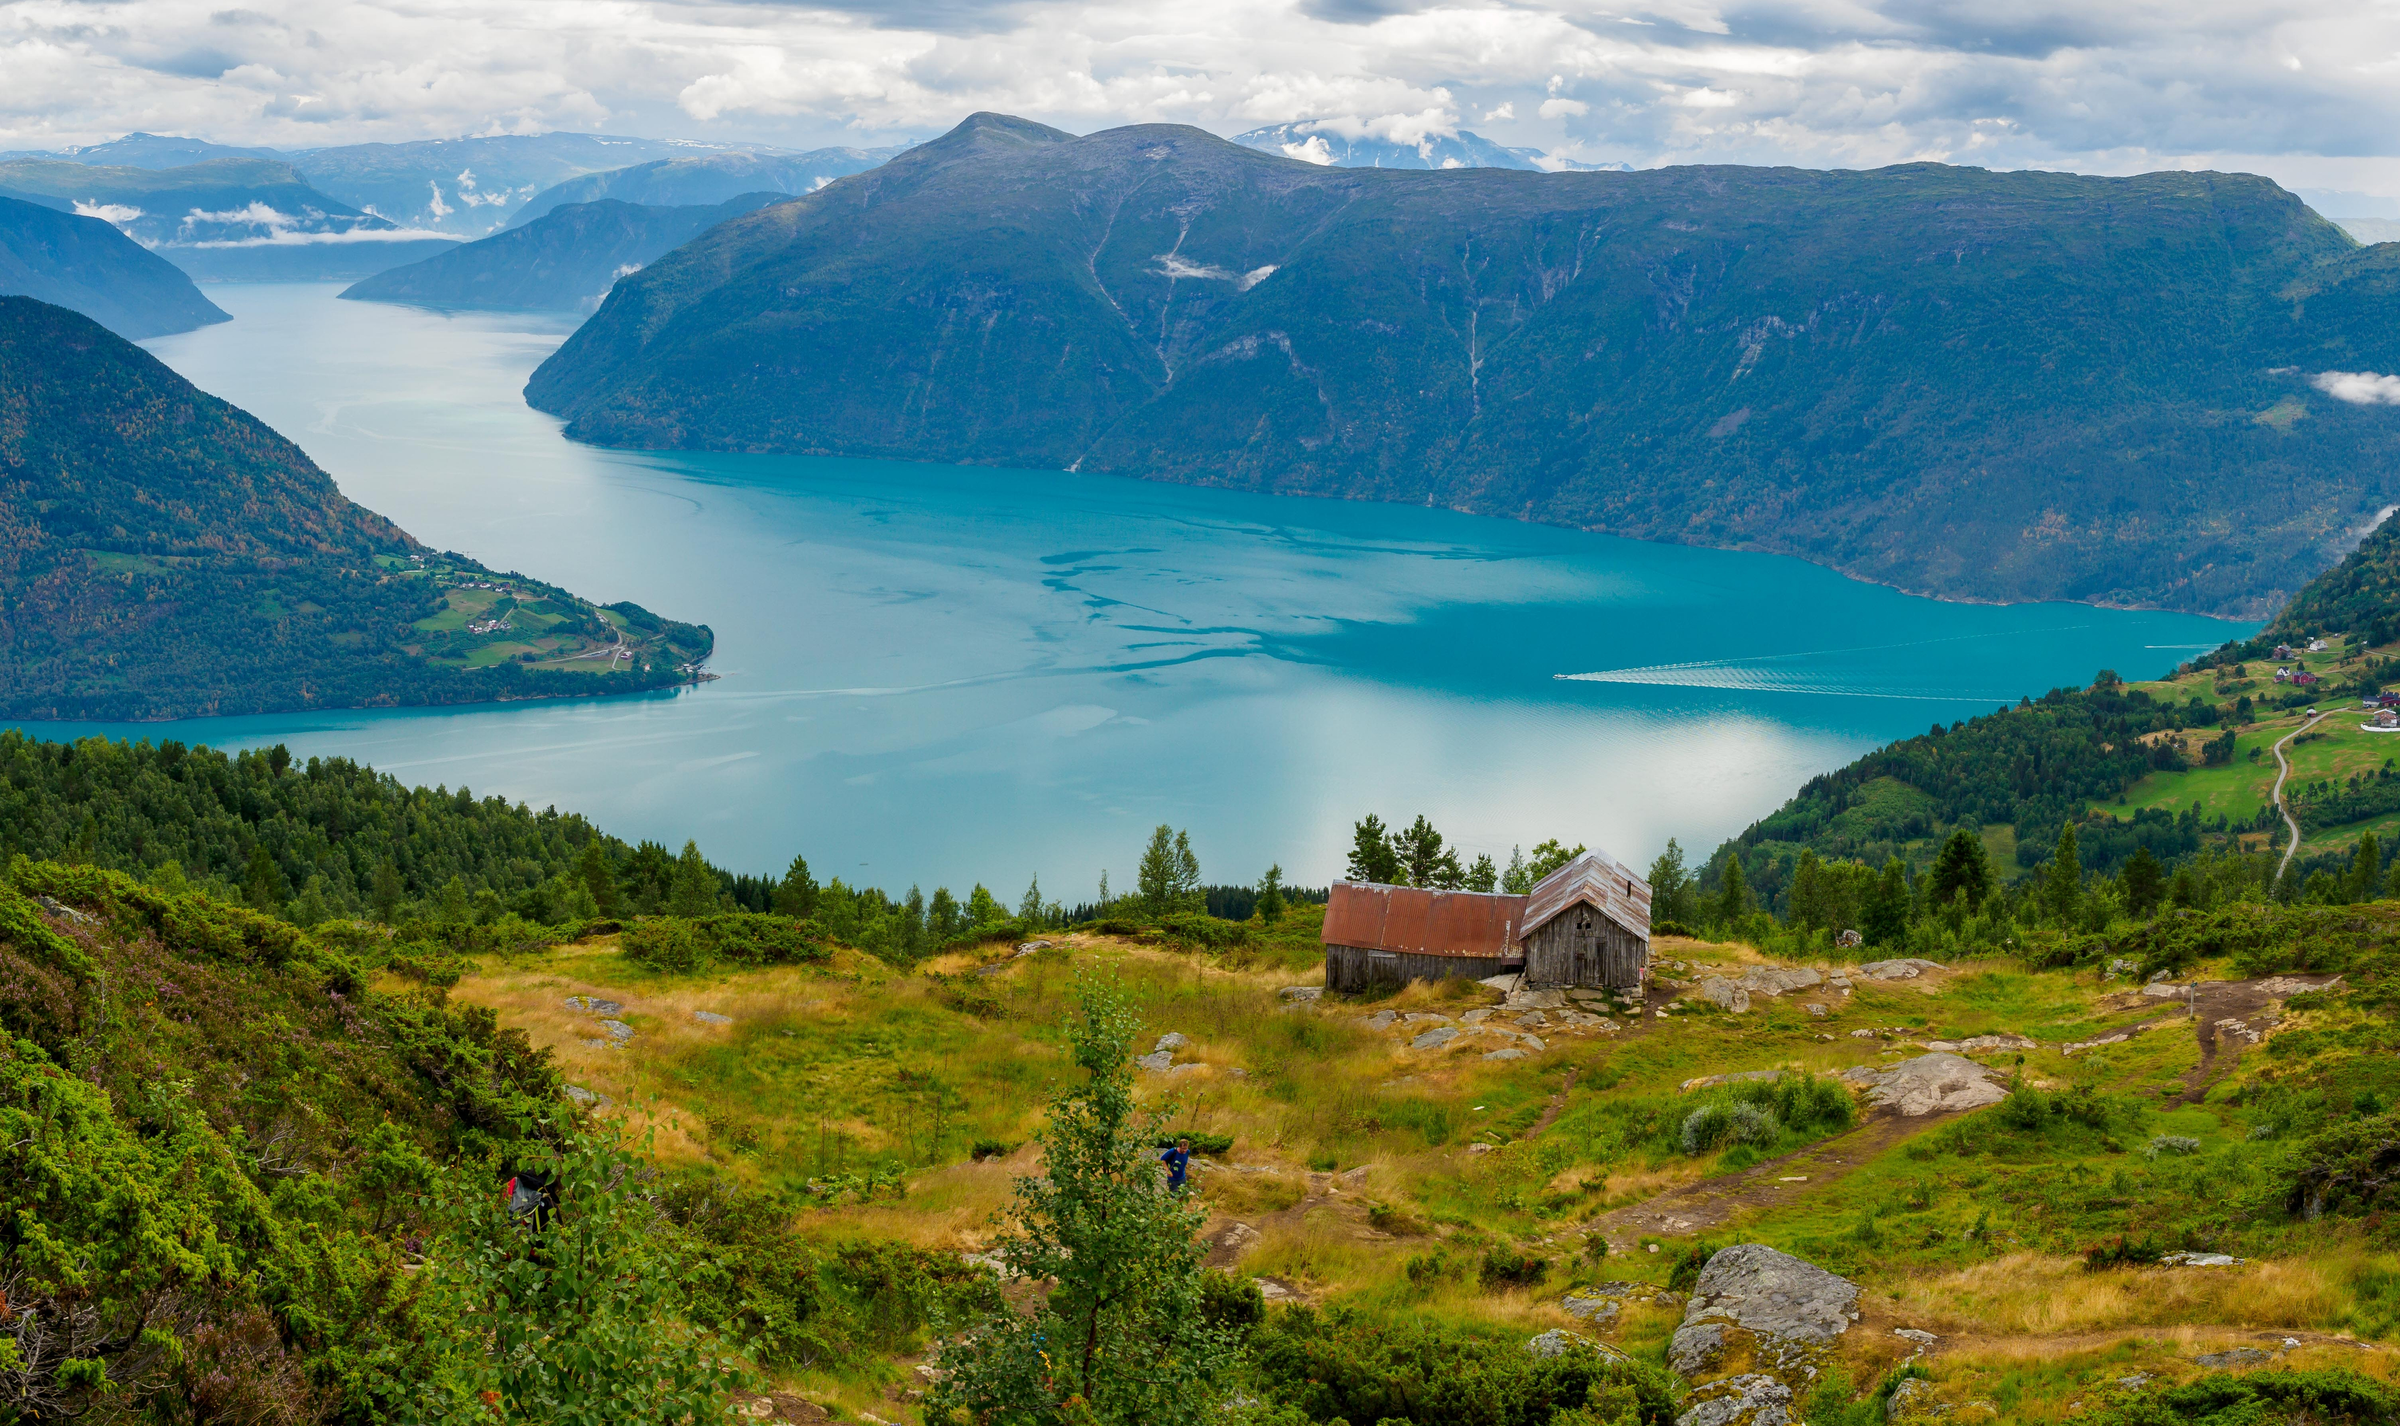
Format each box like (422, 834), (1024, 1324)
(901, 886), (928, 956)
(1646, 839), (1693, 926)
(2350, 832), (2384, 905)
(1526, 838), (1587, 885)
(967, 883), (1003, 926)
(770, 853), (818, 920)
(929, 980), (1234, 1425)
(1395, 815), (1458, 889)
(1019, 874), (1046, 922)
(1466, 853), (1499, 894)
(1863, 856), (1911, 946)
(1172, 830), (1203, 912)
(1255, 865), (1287, 925)
(2042, 824), (2083, 925)
(436, 876), (473, 925)
(667, 840), (718, 918)
(1715, 856), (1751, 924)
(1346, 815), (1401, 884)
(1137, 826), (1179, 914)
(2122, 845), (2166, 919)
(1500, 845), (1531, 895)
(1928, 829), (1992, 910)
(576, 840), (622, 918)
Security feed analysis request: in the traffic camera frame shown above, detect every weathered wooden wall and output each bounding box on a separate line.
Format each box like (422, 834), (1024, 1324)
(1522, 908), (1646, 989)
(1325, 944), (1508, 993)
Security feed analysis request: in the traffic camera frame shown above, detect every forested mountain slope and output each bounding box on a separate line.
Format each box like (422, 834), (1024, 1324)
(528, 113), (2400, 616)
(0, 297), (710, 719)
(0, 194), (228, 338)
(344, 193), (791, 311)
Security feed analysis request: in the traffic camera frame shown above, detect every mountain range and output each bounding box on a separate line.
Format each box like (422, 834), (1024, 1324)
(503, 146), (907, 228)
(341, 193), (792, 311)
(524, 113), (2400, 618)
(0, 194), (228, 339)
(0, 296), (710, 720)
(0, 156), (460, 281)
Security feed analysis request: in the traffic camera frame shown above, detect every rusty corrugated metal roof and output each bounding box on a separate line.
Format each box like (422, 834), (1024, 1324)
(1321, 882), (1527, 958)
(1522, 849), (1652, 941)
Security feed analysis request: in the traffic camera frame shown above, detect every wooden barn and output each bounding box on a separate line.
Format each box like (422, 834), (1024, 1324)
(1518, 850), (1651, 991)
(1319, 883), (1526, 993)
(1319, 850), (1652, 994)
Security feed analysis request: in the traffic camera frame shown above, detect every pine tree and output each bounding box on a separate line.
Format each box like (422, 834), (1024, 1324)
(902, 886), (928, 955)
(2350, 832), (2384, 905)
(1020, 875), (1046, 922)
(928, 979), (1234, 1425)
(1716, 856), (1751, 924)
(929, 887), (963, 942)
(1646, 839), (1692, 926)
(1346, 815), (1401, 884)
(770, 853), (818, 919)
(1863, 856), (1911, 946)
(1136, 826), (1179, 915)
(1788, 849), (1826, 930)
(967, 884), (1002, 926)
(1501, 845), (1531, 895)
(2043, 824), (2083, 925)
(242, 845), (290, 912)
(1396, 815), (1447, 888)
(1928, 829), (1992, 910)
(2122, 844), (2166, 918)
(667, 840), (718, 917)
(370, 859), (405, 924)
(1255, 865), (1286, 924)
(577, 840), (621, 917)
(1466, 853), (1498, 894)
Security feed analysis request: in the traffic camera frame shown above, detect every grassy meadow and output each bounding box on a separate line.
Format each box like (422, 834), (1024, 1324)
(439, 907), (2400, 1420)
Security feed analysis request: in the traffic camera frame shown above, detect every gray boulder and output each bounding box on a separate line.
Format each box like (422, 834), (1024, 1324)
(1526, 1330), (1633, 1363)
(1677, 1374), (1795, 1426)
(1670, 1244), (1861, 1379)
(1135, 1050), (1175, 1073)
(1410, 1026), (1459, 1050)
(1278, 986), (1322, 1003)
(1836, 1054), (2006, 1116)
(1154, 1032), (1189, 1052)
(1856, 958), (1945, 980)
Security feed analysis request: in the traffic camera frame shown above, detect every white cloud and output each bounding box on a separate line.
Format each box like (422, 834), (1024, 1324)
(0, 0), (2393, 203)
(72, 200), (143, 225)
(2313, 371), (2400, 406)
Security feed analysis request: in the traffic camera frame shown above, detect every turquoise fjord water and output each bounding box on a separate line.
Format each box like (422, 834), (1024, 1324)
(17, 284), (2248, 892)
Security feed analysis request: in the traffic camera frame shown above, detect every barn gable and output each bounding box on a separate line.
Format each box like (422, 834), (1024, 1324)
(1520, 850), (1652, 991)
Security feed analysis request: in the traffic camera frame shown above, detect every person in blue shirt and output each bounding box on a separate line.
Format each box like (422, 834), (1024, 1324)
(1159, 1138), (1192, 1192)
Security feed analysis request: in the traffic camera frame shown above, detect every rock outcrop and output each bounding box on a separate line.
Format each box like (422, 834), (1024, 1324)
(1668, 1244), (1861, 1426)
(1837, 1054), (2008, 1116)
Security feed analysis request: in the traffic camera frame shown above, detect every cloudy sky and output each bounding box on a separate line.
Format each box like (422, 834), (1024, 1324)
(6, 0), (2399, 204)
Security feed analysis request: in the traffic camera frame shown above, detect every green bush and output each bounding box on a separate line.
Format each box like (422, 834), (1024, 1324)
(1155, 912), (1258, 952)
(2084, 1368), (2399, 1425)
(1479, 1244), (1550, 1287)
(1248, 1304), (1675, 1426)
(620, 913), (826, 973)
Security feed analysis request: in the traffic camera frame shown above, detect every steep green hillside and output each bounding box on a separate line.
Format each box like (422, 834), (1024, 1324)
(0, 296), (710, 719)
(343, 194), (791, 312)
(0, 194), (228, 339)
(527, 113), (2400, 616)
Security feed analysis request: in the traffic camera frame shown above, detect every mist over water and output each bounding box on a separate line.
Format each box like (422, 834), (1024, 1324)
(10, 284), (2252, 891)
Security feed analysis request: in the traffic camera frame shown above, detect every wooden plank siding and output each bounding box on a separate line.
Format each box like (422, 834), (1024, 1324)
(1325, 943), (1512, 993)
(1521, 906), (1646, 990)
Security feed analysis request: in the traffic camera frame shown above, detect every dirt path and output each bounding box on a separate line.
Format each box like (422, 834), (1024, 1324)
(2176, 973), (2343, 1103)
(1529, 1067), (1580, 1137)
(1585, 1110), (1954, 1243)
(2271, 711), (2328, 879)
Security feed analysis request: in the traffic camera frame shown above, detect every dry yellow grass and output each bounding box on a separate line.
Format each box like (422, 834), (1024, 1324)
(1891, 1251), (2360, 1337)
